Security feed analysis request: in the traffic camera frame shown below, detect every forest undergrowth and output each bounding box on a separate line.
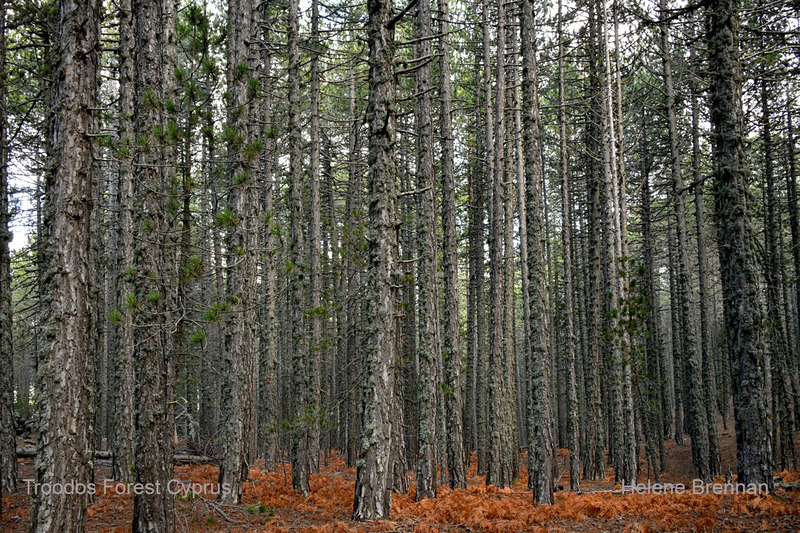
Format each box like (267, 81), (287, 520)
(3, 430), (800, 532)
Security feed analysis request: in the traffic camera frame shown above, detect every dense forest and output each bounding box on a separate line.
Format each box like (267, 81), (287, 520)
(1, 0), (799, 530)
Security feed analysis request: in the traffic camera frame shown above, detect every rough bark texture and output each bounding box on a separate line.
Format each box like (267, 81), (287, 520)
(219, 0), (260, 504)
(521, 0), (554, 504)
(415, 0), (438, 502)
(0, 0), (17, 497)
(352, 0), (397, 518)
(30, 0), (99, 530)
(477, 0), (494, 475)
(583, 0), (606, 480)
(438, 0), (467, 491)
(691, 44), (721, 476)
(707, 0), (773, 490)
(111, 0), (136, 484)
(760, 79), (796, 471)
(288, 0), (310, 497)
(131, 0), (178, 528)
(557, 0), (580, 493)
(659, 0), (710, 480)
(308, 0), (323, 475)
(259, 7), (279, 470)
(787, 108), (800, 428)
(486, 0), (512, 489)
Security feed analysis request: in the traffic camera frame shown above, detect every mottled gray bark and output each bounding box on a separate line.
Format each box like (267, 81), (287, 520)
(308, 0), (323, 475)
(219, 0), (261, 503)
(352, 0), (397, 518)
(707, 0), (773, 489)
(521, 0), (554, 503)
(486, 0), (512, 489)
(438, 0), (466, 490)
(760, 79), (796, 471)
(557, 0), (580, 493)
(259, 6), (279, 470)
(691, 44), (721, 475)
(288, 0), (310, 497)
(415, 0), (438, 501)
(659, 0), (710, 479)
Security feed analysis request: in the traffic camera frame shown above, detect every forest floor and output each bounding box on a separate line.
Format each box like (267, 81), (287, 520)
(3, 427), (800, 532)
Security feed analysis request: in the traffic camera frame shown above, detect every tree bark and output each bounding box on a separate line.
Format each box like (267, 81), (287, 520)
(308, 0), (323, 475)
(259, 3), (279, 470)
(352, 0), (397, 518)
(130, 0), (178, 528)
(0, 0), (17, 497)
(415, 0), (438, 501)
(287, 0), (310, 497)
(521, 0), (554, 504)
(30, 0), (99, 529)
(707, 0), (773, 489)
(760, 78), (796, 471)
(438, 0), (466, 490)
(111, 0), (136, 483)
(557, 0), (580, 493)
(659, 0), (710, 479)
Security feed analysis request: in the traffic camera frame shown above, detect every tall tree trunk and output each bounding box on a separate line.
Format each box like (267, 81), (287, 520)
(344, 48), (362, 466)
(352, 0), (397, 518)
(0, 0), (17, 497)
(439, 0), (467, 490)
(219, 0), (260, 503)
(130, 0), (178, 529)
(659, 0), (710, 479)
(478, 0), (495, 475)
(259, 5), (279, 470)
(707, 0), (773, 489)
(111, 0), (136, 483)
(584, 0), (606, 480)
(599, 0), (633, 485)
(486, 0), (512, 488)
(760, 79), (796, 470)
(521, 0), (554, 503)
(308, 0), (323, 475)
(691, 43), (722, 473)
(640, 122), (666, 478)
(288, 0), (310, 496)
(557, 0), (580, 492)
(415, 0), (438, 501)
(786, 106), (800, 427)
(30, 0), (99, 529)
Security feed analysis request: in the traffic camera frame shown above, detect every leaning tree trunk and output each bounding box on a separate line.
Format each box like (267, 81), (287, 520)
(521, 0), (554, 504)
(30, 0), (99, 530)
(707, 0), (773, 490)
(352, 0), (398, 519)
